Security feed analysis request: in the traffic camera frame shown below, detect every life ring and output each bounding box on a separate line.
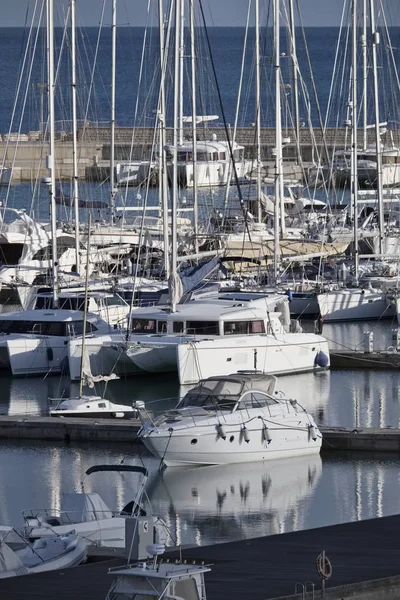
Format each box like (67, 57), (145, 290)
(316, 553), (332, 580)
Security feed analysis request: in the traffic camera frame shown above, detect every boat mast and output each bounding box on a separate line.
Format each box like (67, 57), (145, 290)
(362, 0), (368, 150)
(79, 214), (92, 398)
(171, 0), (180, 312)
(351, 0), (359, 279)
(71, 0), (80, 274)
(189, 0), (199, 254)
(47, 0), (58, 307)
(158, 0), (170, 279)
(369, 0), (384, 254)
(178, 0), (184, 146)
(255, 0), (262, 224)
(274, 0), (285, 282)
(109, 0), (117, 225)
(288, 0), (300, 164)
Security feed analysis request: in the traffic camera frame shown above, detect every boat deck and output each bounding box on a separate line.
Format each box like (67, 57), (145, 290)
(2, 514), (400, 599)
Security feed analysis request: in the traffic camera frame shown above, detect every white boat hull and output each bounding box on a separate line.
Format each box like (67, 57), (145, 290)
(317, 289), (395, 322)
(128, 334), (330, 385)
(141, 420), (321, 467)
(0, 337), (68, 376)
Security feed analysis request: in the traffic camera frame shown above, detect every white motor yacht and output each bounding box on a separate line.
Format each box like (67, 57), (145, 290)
(138, 372), (322, 466)
(166, 136), (251, 187)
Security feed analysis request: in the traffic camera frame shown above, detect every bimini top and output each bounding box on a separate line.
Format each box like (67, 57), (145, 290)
(177, 373), (277, 410)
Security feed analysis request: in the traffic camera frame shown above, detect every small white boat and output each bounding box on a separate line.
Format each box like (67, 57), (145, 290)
(106, 543), (211, 600)
(138, 372), (322, 467)
(0, 527), (86, 579)
(48, 395), (142, 419)
(23, 465), (169, 550)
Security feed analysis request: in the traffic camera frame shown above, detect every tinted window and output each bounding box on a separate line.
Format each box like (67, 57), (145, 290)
(131, 319), (156, 333)
(173, 321), (184, 333)
(186, 321), (219, 335)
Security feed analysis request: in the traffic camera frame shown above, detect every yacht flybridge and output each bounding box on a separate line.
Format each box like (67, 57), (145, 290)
(138, 373), (322, 466)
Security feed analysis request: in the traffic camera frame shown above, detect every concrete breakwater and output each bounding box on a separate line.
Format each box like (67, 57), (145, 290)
(2, 125), (396, 182)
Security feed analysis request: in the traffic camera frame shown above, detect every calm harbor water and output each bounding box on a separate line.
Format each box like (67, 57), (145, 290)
(0, 320), (400, 547)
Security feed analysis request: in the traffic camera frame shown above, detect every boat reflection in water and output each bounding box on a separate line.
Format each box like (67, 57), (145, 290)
(147, 454), (322, 547)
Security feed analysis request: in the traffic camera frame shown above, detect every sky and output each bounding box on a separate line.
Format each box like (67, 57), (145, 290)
(0, 0), (400, 27)
(2, 0), (399, 28)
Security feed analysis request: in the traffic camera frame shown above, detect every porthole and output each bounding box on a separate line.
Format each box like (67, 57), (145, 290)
(229, 435), (235, 442)
(190, 438), (198, 445)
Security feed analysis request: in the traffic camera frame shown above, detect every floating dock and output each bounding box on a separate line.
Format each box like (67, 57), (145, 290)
(330, 350), (400, 370)
(2, 514), (400, 599)
(0, 416), (399, 454)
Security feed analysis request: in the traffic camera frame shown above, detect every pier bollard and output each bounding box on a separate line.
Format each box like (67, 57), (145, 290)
(363, 331), (373, 353)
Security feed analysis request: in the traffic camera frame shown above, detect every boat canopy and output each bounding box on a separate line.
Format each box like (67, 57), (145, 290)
(177, 373), (277, 410)
(60, 493), (113, 523)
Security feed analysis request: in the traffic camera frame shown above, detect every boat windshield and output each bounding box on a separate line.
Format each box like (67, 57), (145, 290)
(177, 379), (243, 411)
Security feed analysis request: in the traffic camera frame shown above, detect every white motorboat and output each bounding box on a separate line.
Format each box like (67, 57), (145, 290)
(138, 372), (322, 467)
(166, 136), (251, 187)
(23, 465), (170, 550)
(106, 543), (211, 600)
(0, 527), (86, 579)
(0, 309), (115, 376)
(48, 395), (142, 419)
(121, 291), (330, 385)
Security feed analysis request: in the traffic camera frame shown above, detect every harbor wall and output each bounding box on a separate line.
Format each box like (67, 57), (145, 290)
(2, 126), (398, 182)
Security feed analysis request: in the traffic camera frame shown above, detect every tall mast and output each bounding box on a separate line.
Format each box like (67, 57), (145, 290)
(369, 0), (384, 254)
(71, 0), (80, 273)
(362, 0), (368, 150)
(158, 0), (170, 279)
(171, 0), (180, 311)
(351, 0), (359, 279)
(109, 0), (116, 224)
(289, 0), (300, 163)
(47, 0), (58, 307)
(274, 0), (284, 282)
(189, 0), (198, 255)
(255, 0), (262, 224)
(178, 0), (184, 146)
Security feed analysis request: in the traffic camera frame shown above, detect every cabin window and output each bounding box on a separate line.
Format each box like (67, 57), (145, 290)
(0, 243), (24, 265)
(186, 321), (219, 335)
(103, 295), (126, 307)
(32, 246), (51, 261)
(173, 321), (184, 333)
(251, 320), (265, 333)
(219, 152), (226, 160)
(131, 319), (156, 333)
(98, 403), (106, 408)
(157, 321), (168, 333)
(213, 152), (218, 161)
(224, 320), (265, 335)
(0, 320), (68, 336)
(240, 392), (278, 409)
(70, 321), (98, 336)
